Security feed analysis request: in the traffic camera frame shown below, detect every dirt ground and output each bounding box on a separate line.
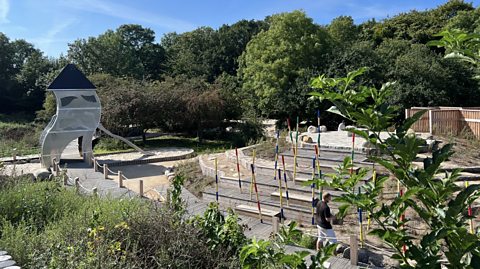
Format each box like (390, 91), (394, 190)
(441, 136), (480, 167)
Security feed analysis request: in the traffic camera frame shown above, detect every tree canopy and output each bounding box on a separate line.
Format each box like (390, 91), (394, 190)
(1, 0), (480, 132)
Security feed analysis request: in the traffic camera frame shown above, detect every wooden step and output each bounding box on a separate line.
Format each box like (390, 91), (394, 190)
(235, 204), (281, 222)
(271, 191), (314, 206)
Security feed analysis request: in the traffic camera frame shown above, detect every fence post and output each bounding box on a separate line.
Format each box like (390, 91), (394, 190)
(118, 171), (123, 188)
(405, 108), (408, 120)
(104, 164), (108, 179)
(74, 177), (80, 193)
(272, 216), (279, 233)
(93, 158), (97, 171)
(93, 187), (98, 197)
(428, 110), (433, 134)
(350, 235), (358, 266)
(63, 174), (68, 186)
(139, 180), (144, 197)
(52, 158), (57, 172)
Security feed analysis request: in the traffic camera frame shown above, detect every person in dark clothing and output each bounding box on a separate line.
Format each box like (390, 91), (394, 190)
(316, 192), (337, 250)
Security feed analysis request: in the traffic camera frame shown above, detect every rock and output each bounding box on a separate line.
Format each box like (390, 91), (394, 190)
(4, 266), (21, 269)
(358, 248), (369, 264)
(335, 243), (348, 255)
(0, 260), (16, 268)
(319, 125), (327, 132)
(302, 136), (313, 143)
(33, 168), (51, 181)
(338, 121), (346, 131)
(225, 126), (233, 132)
(0, 255), (11, 262)
(368, 251), (385, 267)
(0, 252), (6, 256)
(406, 128), (416, 137)
(342, 247), (350, 259)
(307, 125), (319, 133)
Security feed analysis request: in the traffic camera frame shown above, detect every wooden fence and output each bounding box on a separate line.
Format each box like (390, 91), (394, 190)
(405, 107), (480, 139)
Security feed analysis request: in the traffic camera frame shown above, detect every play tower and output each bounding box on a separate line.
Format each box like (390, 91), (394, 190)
(40, 64), (101, 168)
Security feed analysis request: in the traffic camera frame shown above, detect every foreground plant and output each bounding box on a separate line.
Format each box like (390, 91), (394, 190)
(309, 68), (480, 268)
(239, 221), (336, 269)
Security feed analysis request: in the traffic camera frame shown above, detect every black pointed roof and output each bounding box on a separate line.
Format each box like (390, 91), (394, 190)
(48, 64), (96, 90)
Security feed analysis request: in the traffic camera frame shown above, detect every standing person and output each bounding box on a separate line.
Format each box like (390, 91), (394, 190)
(316, 192), (337, 250)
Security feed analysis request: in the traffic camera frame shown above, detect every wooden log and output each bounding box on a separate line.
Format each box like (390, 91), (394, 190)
(139, 179), (144, 197)
(118, 171), (123, 188)
(350, 235), (358, 265)
(103, 164), (108, 179)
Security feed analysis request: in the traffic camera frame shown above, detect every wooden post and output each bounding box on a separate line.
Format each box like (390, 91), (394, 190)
(350, 235), (358, 265)
(93, 158), (97, 171)
(118, 171), (123, 188)
(93, 187), (98, 197)
(74, 177), (80, 192)
(103, 164), (108, 179)
(52, 158), (57, 172)
(272, 216), (279, 233)
(139, 180), (144, 197)
(428, 110), (433, 134)
(63, 174), (68, 186)
(405, 108), (409, 120)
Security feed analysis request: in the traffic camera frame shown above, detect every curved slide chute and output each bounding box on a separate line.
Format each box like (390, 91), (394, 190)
(98, 123), (153, 156)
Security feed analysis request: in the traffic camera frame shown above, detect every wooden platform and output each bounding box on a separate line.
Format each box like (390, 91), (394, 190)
(235, 204), (280, 222)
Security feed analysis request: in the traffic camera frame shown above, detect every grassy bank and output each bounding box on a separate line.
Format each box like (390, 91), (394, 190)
(0, 121), (41, 158)
(0, 176), (242, 268)
(94, 135), (236, 155)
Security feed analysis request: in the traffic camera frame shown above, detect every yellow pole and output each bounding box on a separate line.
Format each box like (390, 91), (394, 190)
(293, 117), (299, 182)
(367, 168), (376, 231)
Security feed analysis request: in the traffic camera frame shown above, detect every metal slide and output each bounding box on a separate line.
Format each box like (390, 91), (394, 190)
(98, 123), (153, 156)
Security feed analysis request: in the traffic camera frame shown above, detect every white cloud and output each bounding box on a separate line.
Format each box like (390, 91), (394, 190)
(0, 0), (9, 23)
(62, 0), (196, 32)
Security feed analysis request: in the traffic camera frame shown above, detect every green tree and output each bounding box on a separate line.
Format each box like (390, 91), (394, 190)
(239, 10), (333, 117)
(327, 16), (359, 46)
(162, 27), (221, 81)
(68, 24), (165, 80)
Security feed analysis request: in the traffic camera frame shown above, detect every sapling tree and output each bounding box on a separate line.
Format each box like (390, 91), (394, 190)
(309, 68), (480, 268)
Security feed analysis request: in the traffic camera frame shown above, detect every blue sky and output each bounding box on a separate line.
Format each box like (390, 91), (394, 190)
(0, 0), (479, 57)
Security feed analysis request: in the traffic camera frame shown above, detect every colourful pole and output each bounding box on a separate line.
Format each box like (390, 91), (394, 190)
(367, 167), (376, 231)
(273, 130), (280, 181)
(215, 158), (219, 203)
(287, 118), (294, 153)
(277, 168), (284, 221)
(400, 188), (406, 253)
(358, 187), (364, 248)
(250, 149), (256, 200)
(251, 163), (263, 223)
(314, 145), (321, 179)
(350, 132), (355, 175)
(311, 157), (316, 225)
(293, 116), (299, 182)
(281, 155), (290, 206)
(466, 180), (474, 234)
(235, 147), (242, 193)
(316, 109), (321, 154)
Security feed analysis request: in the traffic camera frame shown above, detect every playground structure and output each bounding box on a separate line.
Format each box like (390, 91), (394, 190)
(40, 64), (150, 168)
